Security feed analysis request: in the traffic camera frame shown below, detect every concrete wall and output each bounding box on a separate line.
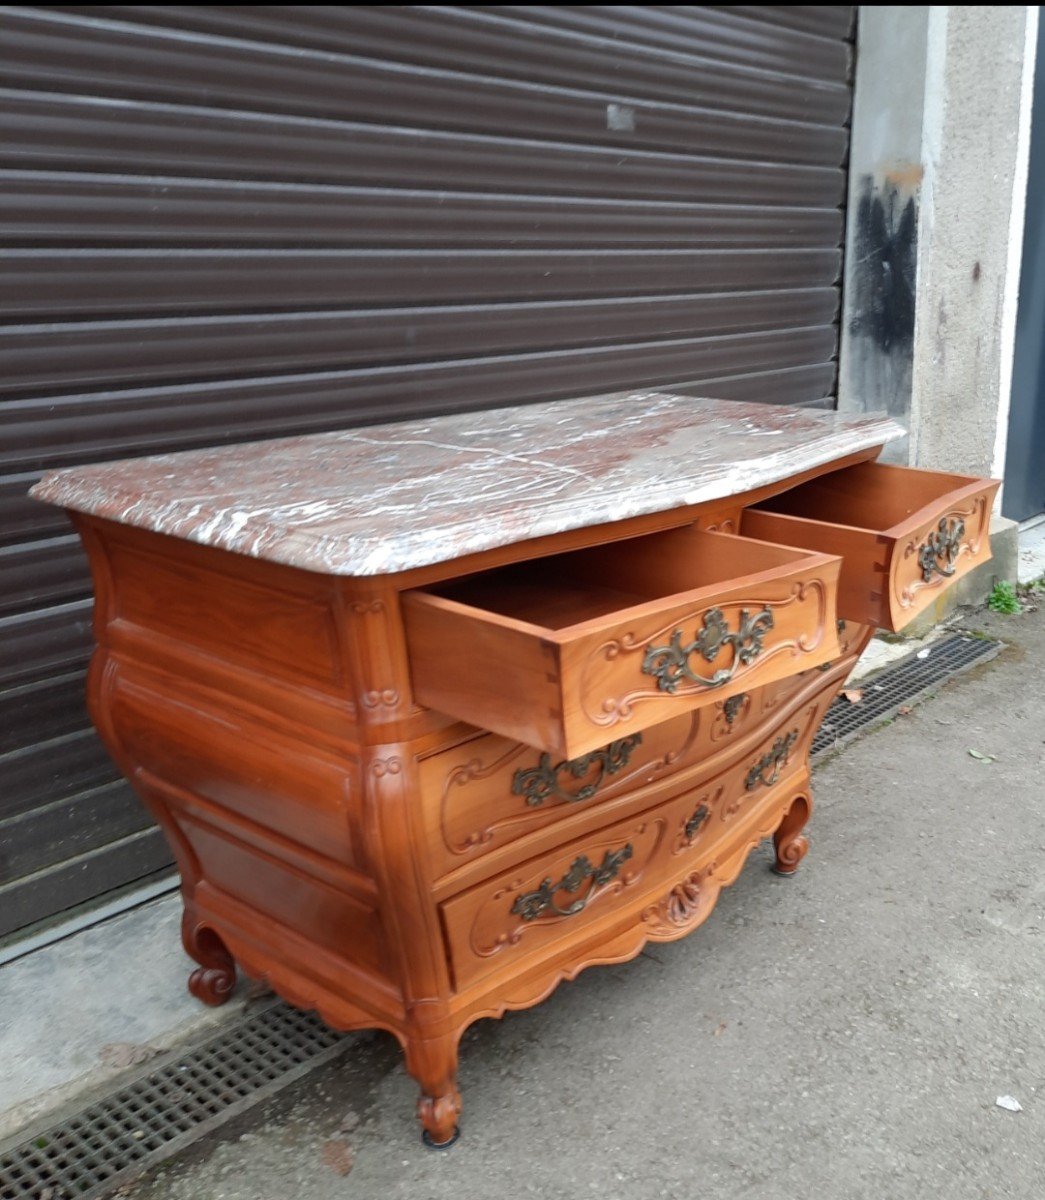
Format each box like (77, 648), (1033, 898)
(837, 7), (929, 464)
(839, 6), (1037, 486)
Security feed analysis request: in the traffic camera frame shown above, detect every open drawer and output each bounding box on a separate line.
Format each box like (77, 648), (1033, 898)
(742, 461), (999, 631)
(402, 527), (841, 758)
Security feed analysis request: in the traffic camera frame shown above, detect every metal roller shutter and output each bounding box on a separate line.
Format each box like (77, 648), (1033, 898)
(0, 5), (855, 937)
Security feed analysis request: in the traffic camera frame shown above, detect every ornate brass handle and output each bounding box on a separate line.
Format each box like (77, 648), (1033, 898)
(511, 844), (633, 921)
(722, 692), (748, 727)
(511, 734), (643, 808)
(745, 730), (798, 791)
(684, 803), (710, 841)
(918, 517), (965, 582)
(641, 607), (774, 694)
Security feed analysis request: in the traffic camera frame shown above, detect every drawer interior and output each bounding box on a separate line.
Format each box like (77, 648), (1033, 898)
(750, 460), (981, 533)
(419, 525), (819, 634)
(405, 524), (840, 756)
(743, 459), (998, 631)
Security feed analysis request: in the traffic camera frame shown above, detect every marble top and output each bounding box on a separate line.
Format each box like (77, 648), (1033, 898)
(31, 393), (903, 577)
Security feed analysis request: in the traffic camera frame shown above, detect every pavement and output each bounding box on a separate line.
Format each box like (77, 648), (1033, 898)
(0, 893), (254, 1140)
(1019, 515), (1045, 584)
(91, 599), (1043, 1200)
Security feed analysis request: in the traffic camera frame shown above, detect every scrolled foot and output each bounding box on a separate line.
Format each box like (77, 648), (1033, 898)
(188, 964), (237, 1005)
(416, 1085), (462, 1148)
(406, 1032), (462, 1148)
(772, 793), (812, 877)
(182, 911), (236, 1006)
(771, 834), (809, 876)
(422, 1124), (461, 1150)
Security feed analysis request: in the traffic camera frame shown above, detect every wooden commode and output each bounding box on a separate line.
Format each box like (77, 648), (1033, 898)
(30, 393), (998, 1146)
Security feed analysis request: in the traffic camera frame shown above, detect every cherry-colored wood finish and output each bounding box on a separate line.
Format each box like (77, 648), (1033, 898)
(63, 453), (992, 1145)
(403, 526), (841, 757)
(742, 461), (999, 630)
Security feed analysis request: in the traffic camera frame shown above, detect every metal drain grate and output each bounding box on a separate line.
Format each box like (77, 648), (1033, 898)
(0, 1001), (349, 1200)
(812, 633), (1001, 757)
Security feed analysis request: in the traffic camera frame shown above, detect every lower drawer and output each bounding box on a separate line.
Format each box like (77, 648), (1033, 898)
(440, 688), (830, 993)
(418, 711), (701, 880)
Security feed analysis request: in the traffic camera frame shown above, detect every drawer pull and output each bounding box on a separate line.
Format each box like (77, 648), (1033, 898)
(745, 729), (798, 791)
(511, 734), (643, 808)
(722, 692), (748, 727)
(642, 606), (774, 694)
(511, 844), (634, 922)
(684, 803), (710, 841)
(918, 517), (965, 582)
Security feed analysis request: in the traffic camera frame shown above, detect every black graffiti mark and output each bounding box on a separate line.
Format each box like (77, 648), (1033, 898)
(849, 177), (918, 355)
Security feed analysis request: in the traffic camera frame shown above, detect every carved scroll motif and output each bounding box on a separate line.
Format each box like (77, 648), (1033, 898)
(654, 871), (708, 927)
(345, 596), (403, 713)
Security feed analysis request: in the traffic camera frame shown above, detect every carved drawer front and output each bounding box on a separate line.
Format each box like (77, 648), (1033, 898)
(693, 683), (826, 853)
(403, 526), (841, 759)
(421, 685), (771, 880)
(439, 686), (828, 993)
(742, 462), (999, 631)
(756, 618), (871, 714)
(419, 712), (701, 878)
(440, 801), (672, 992)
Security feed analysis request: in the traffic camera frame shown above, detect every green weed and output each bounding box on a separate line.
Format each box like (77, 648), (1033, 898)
(988, 580), (1022, 615)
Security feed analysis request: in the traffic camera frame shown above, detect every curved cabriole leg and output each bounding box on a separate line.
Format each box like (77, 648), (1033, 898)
(181, 910), (237, 1005)
(772, 792), (812, 876)
(405, 1033), (462, 1148)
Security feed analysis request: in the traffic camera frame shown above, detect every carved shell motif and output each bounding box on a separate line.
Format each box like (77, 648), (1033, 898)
(642, 869), (711, 934)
